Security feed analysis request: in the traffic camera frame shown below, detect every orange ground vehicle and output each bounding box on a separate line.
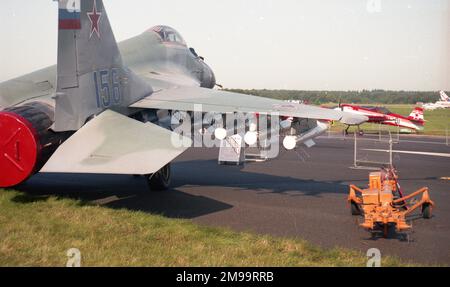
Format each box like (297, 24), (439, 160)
(348, 167), (434, 237)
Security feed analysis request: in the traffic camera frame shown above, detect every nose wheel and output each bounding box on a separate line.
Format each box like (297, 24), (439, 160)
(146, 163), (171, 191)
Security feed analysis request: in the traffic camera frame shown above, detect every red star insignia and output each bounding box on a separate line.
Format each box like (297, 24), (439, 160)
(87, 0), (102, 39)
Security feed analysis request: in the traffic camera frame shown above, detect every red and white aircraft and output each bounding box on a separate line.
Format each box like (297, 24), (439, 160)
(334, 104), (425, 134)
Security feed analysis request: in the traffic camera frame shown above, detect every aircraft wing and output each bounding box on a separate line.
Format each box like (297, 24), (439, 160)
(41, 110), (191, 174)
(130, 86), (367, 125)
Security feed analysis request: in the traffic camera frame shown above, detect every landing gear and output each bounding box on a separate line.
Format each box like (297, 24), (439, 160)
(344, 125), (363, 136)
(357, 125), (364, 136)
(146, 163), (172, 191)
(344, 125), (350, 136)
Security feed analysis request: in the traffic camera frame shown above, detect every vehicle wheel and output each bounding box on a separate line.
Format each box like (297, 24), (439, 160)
(350, 201), (361, 216)
(383, 224), (389, 238)
(147, 164), (171, 191)
(422, 203), (432, 219)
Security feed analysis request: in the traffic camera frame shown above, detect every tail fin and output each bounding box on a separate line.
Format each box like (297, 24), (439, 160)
(54, 0), (152, 131)
(440, 91), (449, 102)
(408, 107), (425, 123)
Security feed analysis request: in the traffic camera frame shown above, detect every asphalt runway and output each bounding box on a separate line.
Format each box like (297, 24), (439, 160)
(19, 134), (450, 265)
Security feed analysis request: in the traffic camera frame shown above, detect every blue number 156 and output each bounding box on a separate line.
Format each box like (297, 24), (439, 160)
(94, 68), (122, 108)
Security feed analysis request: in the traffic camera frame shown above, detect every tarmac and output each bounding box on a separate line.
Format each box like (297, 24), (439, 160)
(20, 134), (450, 265)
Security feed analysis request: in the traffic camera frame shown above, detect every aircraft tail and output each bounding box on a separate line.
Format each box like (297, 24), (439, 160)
(54, 0), (152, 131)
(408, 107), (425, 125)
(440, 91), (449, 102)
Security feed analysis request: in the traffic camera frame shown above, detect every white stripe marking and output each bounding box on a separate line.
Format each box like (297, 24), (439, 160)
(363, 149), (450, 158)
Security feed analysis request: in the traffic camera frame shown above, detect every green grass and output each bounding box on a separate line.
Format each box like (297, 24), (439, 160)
(0, 189), (414, 267)
(326, 104), (450, 136)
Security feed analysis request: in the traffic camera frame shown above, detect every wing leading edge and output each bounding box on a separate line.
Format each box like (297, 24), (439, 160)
(130, 86), (367, 125)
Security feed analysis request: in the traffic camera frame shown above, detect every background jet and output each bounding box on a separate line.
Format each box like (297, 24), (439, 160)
(423, 91), (450, 111)
(0, 0), (366, 189)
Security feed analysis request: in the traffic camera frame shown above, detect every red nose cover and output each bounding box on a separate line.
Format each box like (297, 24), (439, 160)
(0, 111), (40, 187)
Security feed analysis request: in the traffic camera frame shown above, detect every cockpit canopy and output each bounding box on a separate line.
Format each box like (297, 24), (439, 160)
(150, 25), (187, 46)
(364, 106), (391, 115)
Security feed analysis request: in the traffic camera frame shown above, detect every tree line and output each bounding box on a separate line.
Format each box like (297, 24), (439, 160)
(225, 89), (445, 105)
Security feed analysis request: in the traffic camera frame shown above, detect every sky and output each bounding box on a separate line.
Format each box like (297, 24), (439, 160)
(0, 0), (448, 91)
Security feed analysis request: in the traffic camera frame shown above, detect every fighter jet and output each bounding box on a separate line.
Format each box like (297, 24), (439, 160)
(0, 0), (366, 189)
(423, 91), (450, 111)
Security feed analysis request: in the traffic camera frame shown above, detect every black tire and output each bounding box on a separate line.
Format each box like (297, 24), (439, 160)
(383, 224), (390, 238)
(422, 203), (432, 219)
(147, 164), (171, 191)
(350, 201), (361, 216)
